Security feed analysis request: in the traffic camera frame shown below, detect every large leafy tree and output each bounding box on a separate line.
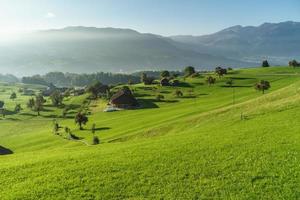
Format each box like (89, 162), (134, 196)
(289, 60), (300, 68)
(75, 112), (88, 130)
(255, 80), (271, 94)
(160, 70), (170, 78)
(87, 81), (109, 99)
(215, 67), (227, 77)
(184, 66), (196, 77)
(50, 90), (64, 107)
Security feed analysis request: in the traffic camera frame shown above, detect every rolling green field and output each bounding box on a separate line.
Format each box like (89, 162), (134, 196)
(1, 67), (300, 199)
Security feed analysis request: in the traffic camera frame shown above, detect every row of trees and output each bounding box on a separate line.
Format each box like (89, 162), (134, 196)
(289, 60), (300, 68)
(262, 59), (300, 68)
(22, 72), (140, 87)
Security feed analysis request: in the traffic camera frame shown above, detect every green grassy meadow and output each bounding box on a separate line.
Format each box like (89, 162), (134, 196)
(1, 67), (300, 199)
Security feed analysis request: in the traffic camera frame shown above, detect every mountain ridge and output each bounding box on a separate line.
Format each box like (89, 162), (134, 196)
(1, 21), (298, 76)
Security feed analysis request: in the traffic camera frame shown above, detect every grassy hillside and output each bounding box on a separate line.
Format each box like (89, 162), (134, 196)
(1, 67), (300, 199)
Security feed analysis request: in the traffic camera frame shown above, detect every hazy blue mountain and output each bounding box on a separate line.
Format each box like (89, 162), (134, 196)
(0, 27), (253, 76)
(170, 21), (300, 64)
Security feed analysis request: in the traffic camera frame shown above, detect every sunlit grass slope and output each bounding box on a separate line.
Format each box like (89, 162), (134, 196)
(1, 67), (300, 199)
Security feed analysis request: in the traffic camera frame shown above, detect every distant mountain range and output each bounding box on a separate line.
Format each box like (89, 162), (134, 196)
(0, 21), (299, 76)
(170, 21), (300, 65)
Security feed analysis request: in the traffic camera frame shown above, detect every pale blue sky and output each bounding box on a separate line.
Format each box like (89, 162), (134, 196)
(0, 0), (299, 36)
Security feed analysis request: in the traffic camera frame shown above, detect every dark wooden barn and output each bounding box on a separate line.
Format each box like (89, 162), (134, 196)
(110, 89), (139, 109)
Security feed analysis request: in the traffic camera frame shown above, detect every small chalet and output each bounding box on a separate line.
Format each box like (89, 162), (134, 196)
(110, 89), (139, 109)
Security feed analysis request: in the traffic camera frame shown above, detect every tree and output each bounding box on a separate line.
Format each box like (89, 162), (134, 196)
(289, 60), (300, 68)
(255, 80), (271, 94)
(262, 60), (270, 67)
(50, 90), (64, 107)
(27, 98), (35, 109)
(34, 94), (45, 116)
(141, 73), (147, 84)
(14, 104), (22, 113)
(140, 73), (154, 85)
(215, 67), (227, 77)
(10, 92), (17, 100)
(0, 101), (4, 118)
(226, 78), (234, 87)
(184, 66), (196, 77)
(160, 70), (170, 78)
(75, 112), (88, 130)
(206, 76), (216, 86)
(87, 81), (108, 99)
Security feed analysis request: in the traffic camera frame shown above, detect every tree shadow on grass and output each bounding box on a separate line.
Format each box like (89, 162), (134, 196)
(3, 110), (17, 116)
(220, 85), (252, 88)
(177, 82), (194, 88)
(65, 104), (81, 110)
(138, 98), (179, 109)
(159, 91), (171, 94)
(19, 113), (37, 117)
(180, 96), (198, 99)
(133, 93), (153, 98)
(192, 82), (205, 86)
(231, 77), (256, 80)
(4, 117), (21, 121)
(138, 99), (159, 109)
(90, 127), (111, 131)
(43, 114), (74, 119)
(0, 146), (13, 155)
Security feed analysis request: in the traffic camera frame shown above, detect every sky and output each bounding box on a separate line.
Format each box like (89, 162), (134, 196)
(0, 0), (299, 36)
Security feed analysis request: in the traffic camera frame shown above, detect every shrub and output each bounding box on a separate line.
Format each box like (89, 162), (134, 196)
(226, 79), (234, 87)
(10, 92), (17, 100)
(53, 120), (60, 134)
(206, 76), (216, 86)
(92, 136), (100, 145)
(174, 90), (183, 97)
(262, 60), (270, 67)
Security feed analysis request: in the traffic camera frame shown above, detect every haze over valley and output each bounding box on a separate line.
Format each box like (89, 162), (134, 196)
(1, 1), (300, 199)
(1, 21), (299, 76)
